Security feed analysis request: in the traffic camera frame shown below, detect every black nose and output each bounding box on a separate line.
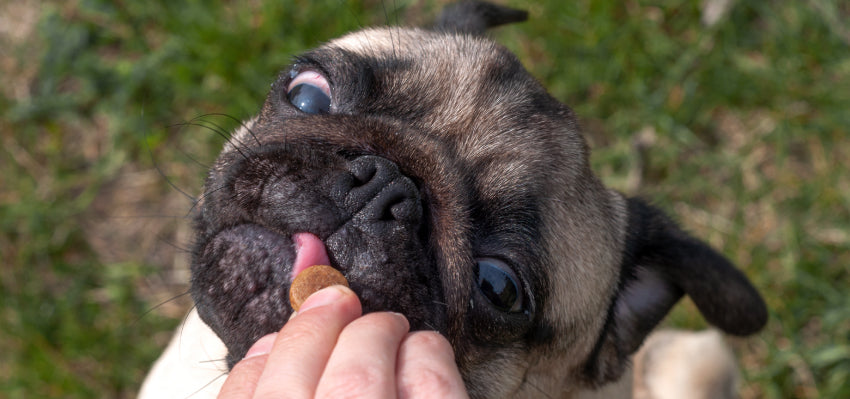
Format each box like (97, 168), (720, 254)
(343, 155), (422, 225)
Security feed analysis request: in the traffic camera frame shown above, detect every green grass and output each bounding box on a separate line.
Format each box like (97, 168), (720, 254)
(1, 0), (847, 397)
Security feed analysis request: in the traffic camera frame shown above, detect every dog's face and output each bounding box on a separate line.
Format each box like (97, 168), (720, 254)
(190, 4), (766, 398)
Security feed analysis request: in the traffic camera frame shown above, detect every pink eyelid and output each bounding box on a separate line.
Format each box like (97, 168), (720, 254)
(287, 71), (331, 97)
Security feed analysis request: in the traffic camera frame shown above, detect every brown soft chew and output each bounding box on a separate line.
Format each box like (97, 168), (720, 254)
(289, 265), (349, 311)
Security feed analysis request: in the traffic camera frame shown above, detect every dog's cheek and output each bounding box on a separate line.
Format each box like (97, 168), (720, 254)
(465, 292), (534, 345)
(458, 344), (532, 399)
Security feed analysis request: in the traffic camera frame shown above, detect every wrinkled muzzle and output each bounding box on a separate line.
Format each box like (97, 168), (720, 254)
(191, 132), (450, 366)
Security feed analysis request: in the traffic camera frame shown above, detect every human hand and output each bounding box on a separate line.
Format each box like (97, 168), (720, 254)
(218, 285), (469, 398)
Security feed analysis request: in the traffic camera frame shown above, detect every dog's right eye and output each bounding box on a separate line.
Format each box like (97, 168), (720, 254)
(286, 71), (331, 114)
(474, 258), (523, 313)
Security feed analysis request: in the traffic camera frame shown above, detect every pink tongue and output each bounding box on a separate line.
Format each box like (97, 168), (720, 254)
(291, 232), (331, 281)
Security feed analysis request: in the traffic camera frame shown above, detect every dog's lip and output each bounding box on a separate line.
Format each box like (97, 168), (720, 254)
(291, 232), (331, 282)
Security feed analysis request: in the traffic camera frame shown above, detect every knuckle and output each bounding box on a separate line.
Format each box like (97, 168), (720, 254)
(318, 365), (386, 399)
(407, 331), (453, 352)
(397, 331), (465, 398)
(349, 312), (409, 334)
(398, 365), (460, 398)
(278, 316), (329, 343)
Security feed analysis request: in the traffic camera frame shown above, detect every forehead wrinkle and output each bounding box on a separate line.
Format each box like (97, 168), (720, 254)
(327, 28), (506, 132)
(478, 159), (536, 199)
(329, 28), (420, 58)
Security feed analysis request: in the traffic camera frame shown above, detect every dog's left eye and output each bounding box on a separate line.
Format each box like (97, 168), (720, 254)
(475, 258), (523, 313)
(286, 71), (331, 114)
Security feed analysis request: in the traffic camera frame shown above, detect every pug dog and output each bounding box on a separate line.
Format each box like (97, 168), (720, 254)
(140, 1), (767, 398)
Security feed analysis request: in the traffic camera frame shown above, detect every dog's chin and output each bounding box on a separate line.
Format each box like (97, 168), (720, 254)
(193, 224), (301, 366)
(195, 223), (358, 366)
(193, 218), (448, 368)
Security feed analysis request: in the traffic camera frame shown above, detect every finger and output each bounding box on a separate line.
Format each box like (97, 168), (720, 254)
(396, 331), (469, 399)
(252, 285), (362, 399)
(314, 312), (410, 399)
(217, 333), (277, 399)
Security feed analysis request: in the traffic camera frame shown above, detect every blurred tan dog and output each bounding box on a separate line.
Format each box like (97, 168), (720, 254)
(141, 2), (766, 398)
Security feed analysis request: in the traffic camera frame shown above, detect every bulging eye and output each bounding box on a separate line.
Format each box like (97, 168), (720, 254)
(474, 258), (523, 313)
(286, 71), (331, 114)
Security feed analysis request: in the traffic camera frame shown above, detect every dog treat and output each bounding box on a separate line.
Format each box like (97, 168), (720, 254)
(289, 265), (349, 311)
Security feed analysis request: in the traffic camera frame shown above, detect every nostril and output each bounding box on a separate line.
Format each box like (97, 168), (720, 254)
(340, 155), (422, 225)
(352, 162), (377, 187)
(349, 155), (393, 189)
(379, 190), (403, 221)
(344, 155), (403, 211)
(381, 188), (413, 221)
(370, 180), (422, 223)
(389, 198), (420, 223)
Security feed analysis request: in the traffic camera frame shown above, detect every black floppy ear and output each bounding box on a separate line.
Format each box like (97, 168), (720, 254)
(434, 1), (528, 35)
(584, 197), (768, 384)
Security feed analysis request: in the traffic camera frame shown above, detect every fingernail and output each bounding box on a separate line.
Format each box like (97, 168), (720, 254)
(298, 285), (351, 313)
(244, 333), (277, 359)
(389, 312), (411, 330)
(388, 311), (409, 323)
